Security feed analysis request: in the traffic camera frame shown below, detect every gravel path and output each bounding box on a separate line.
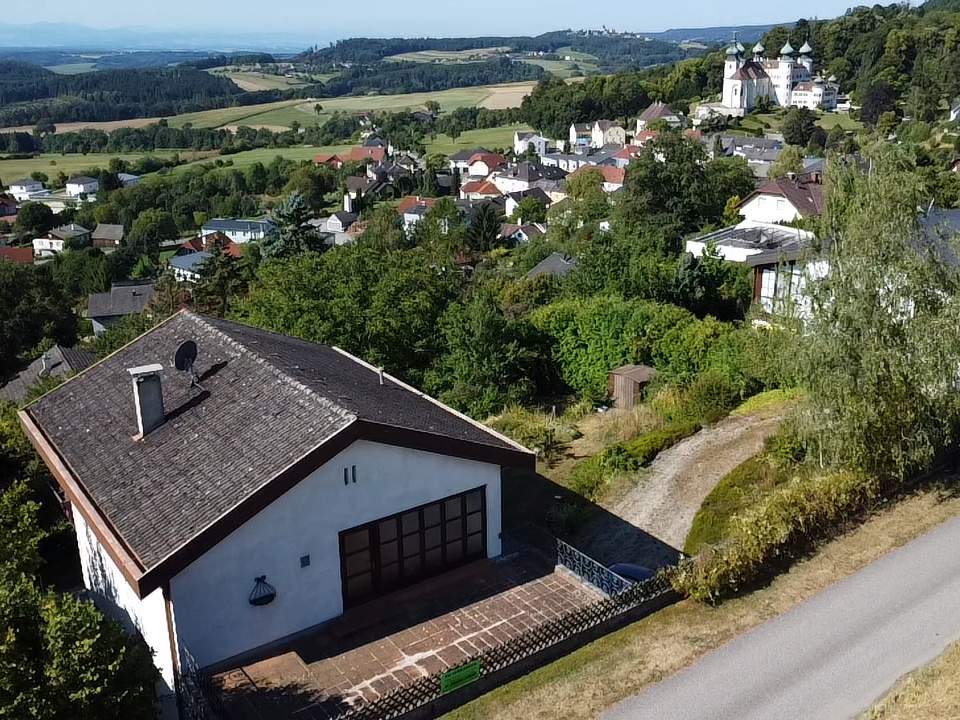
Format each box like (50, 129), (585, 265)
(575, 409), (783, 566)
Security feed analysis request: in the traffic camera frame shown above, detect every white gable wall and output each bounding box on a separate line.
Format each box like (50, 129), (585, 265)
(169, 439), (502, 669)
(73, 507), (176, 707)
(740, 194), (801, 224)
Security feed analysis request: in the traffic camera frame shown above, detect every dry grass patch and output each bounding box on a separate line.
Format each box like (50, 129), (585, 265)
(864, 640), (960, 720)
(444, 484), (960, 720)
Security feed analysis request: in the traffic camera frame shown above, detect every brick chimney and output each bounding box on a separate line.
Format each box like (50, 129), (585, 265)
(127, 364), (165, 439)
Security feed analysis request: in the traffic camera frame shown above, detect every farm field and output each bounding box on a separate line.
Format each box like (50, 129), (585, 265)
(207, 82), (539, 128)
(426, 124), (532, 155)
(45, 62), (97, 74)
(0, 150), (196, 182)
(0, 80), (542, 136)
(386, 47), (511, 63)
(208, 69), (312, 92)
(169, 144), (354, 173)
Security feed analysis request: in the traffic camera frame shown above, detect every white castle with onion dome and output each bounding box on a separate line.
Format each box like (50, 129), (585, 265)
(696, 36), (839, 122)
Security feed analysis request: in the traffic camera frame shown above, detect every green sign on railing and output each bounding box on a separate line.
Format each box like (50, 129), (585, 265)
(440, 660), (482, 694)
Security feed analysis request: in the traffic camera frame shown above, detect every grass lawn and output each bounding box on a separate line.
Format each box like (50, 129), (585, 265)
(0, 150), (191, 181)
(817, 111), (863, 131)
(443, 483), (960, 720)
(739, 110), (863, 135)
(866, 641), (960, 719)
(426, 124), (533, 155)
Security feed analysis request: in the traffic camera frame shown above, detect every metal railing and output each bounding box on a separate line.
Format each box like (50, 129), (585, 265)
(556, 537), (631, 596)
(178, 539), (674, 720)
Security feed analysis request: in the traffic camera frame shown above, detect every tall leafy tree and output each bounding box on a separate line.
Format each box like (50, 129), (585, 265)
(793, 145), (960, 482)
(467, 202), (504, 253)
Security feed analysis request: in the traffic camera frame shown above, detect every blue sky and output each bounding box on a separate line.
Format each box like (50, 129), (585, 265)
(7, 0), (865, 38)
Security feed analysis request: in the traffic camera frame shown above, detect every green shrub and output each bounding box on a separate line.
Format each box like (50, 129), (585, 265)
(568, 420), (699, 500)
(618, 421), (700, 467)
(569, 455), (605, 499)
(649, 370), (742, 426)
(486, 405), (580, 460)
(672, 469), (878, 602)
(683, 455), (791, 555)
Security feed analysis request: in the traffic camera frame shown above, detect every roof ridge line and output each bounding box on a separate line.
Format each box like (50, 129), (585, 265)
(22, 307), (178, 410)
(329, 345), (533, 456)
(186, 313), (358, 425)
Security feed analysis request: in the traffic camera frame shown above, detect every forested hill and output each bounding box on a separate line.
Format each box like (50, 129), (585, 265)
(301, 31), (698, 72)
(0, 60), (318, 127)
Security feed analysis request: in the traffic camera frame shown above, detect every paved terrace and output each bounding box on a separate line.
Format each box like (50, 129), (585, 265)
(213, 554), (602, 719)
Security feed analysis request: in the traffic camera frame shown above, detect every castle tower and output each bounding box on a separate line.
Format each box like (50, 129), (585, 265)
(798, 40), (814, 73)
(779, 41), (795, 67)
(752, 41), (765, 62)
(724, 43), (742, 79)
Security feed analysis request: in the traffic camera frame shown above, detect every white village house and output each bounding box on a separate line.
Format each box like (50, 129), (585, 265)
(201, 218), (276, 244)
(65, 175), (100, 198)
(20, 312), (533, 717)
(513, 131), (550, 156)
(8, 178), (46, 202)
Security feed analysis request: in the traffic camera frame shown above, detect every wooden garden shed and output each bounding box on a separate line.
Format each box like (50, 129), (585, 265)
(608, 364), (658, 408)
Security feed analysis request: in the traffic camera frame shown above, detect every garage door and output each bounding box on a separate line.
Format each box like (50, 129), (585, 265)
(339, 487), (487, 608)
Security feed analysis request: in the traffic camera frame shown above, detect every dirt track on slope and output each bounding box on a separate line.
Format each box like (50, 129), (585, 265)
(575, 409), (784, 566)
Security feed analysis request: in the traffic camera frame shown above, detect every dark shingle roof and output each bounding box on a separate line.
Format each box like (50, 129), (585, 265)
(0, 346), (95, 404)
(26, 312), (528, 571)
(92, 223), (124, 243)
(743, 176), (824, 218)
(639, 102), (678, 123)
(527, 252), (577, 280)
(87, 281), (155, 319)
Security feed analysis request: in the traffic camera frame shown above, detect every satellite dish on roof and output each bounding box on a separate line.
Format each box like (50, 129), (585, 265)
(173, 340), (203, 389)
(174, 340), (198, 372)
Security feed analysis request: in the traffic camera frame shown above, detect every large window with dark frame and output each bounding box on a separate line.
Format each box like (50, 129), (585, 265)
(339, 487), (487, 608)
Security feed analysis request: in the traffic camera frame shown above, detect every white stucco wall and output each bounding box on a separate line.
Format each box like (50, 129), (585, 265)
(169, 440), (502, 668)
(740, 194), (800, 224)
(73, 507), (176, 699)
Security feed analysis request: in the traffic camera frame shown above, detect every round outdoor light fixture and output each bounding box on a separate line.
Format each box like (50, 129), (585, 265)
(249, 576), (277, 606)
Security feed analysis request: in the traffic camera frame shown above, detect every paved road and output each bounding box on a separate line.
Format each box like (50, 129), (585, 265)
(603, 516), (960, 720)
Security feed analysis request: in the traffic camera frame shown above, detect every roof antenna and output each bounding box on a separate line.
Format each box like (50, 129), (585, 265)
(174, 340), (204, 391)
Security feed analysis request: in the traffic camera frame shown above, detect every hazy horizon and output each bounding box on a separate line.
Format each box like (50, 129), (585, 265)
(4, 0), (863, 42)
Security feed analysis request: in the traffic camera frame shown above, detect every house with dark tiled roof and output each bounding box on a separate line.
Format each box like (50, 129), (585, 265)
(527, 251), (577, 280)
(0, 345), (95, 403)
(738, 173), (824, 224)
(505, 187), (552, 219)
(636, 102), (682, 132)
(33, 223), (91, 256)
(19, 311), (533, 712)
(92, 223), (125, 248)
(86, 280), (155, 336)
(500, 223), (547, 244)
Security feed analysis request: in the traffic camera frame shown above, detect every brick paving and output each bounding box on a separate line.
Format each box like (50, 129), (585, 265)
(214, 555), (601, 719)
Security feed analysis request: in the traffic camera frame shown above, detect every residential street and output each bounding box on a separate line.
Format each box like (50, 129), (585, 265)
(602, 515), (960, 720)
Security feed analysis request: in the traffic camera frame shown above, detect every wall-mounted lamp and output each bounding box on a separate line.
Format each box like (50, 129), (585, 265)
(249, 575), (277, 606)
